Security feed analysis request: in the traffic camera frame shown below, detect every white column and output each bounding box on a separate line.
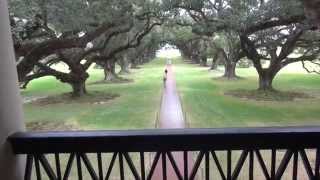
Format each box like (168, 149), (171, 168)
(0, 0), (26, 180)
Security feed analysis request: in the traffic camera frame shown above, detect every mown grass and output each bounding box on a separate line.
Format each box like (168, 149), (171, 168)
(174, 59), (320, 179)
(23, 57), (320, 129)
(174, 58), (320, 128)
(21, 58), (166, 130)
(21, 57), (320, 179)
(21, 59), (167, 179)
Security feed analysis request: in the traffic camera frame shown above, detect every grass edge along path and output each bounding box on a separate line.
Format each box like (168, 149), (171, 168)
(173, 58), (320, 128)
(22, 58), (166, 131)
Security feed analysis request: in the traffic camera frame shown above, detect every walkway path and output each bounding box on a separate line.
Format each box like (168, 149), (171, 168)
(152, 64), (194, 180)
(159, 65), (185, 128)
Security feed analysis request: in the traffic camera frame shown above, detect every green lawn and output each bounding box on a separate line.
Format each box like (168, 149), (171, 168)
(21, 57), (320, 179)
(22, 57), (320, 130)
(22, 59), (166, 130)
(174, 58), (320, 128)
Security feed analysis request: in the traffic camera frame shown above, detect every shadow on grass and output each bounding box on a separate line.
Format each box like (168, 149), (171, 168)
(26, 120), (82, 131)
(89, 78), (134, 85)
(30, 91), (119, 106)
(213, 76), (245, 81)
(225, 89), (312, 101)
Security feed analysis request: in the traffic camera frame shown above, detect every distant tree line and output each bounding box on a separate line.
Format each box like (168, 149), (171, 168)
(164, 0), (320, 90)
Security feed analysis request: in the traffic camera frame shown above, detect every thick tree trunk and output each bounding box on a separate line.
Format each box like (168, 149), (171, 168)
(223, 61), (237, 79)
(119, 57), (130, 74)
(71, 80), (87, 97)
(258, 71), (276, 91)
(104, 69), (117, 81)
(178, 46), (192, 61)
(191, 56), (200, 64)
(104, 61), (117, 81)
(181, 51), (191, 61)
(210, 52), (219, 70)
(210, 59), (218, 70)
(68, 66), (89, 97)
(119, 65), (130, 74)
(200, 56), (207, 66)
(131, 59), (140, 69)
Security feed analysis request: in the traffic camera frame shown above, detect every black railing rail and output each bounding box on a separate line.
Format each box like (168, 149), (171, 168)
(8, 126), (320, 180)
(9, 127), (320, 153)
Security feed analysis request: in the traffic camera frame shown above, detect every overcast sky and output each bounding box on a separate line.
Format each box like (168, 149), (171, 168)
(156, 44), (181, 58)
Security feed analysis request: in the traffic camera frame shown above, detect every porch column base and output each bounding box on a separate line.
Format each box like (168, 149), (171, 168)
(0, 1), (26, 179)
